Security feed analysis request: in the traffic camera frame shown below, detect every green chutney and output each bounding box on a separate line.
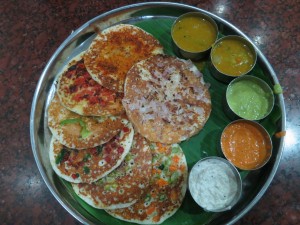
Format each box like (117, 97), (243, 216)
(227, 78), (273, 120)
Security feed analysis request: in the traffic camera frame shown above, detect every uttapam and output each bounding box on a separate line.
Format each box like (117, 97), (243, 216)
(72, 133), (152, 209)
(49, 121), (134, 183)
(106, 143), (188, 224)
(48, 95), (125, 149)
(84, 24), (164, 92)
(122, 54), (211, 144)
(56, 52), (124, 116)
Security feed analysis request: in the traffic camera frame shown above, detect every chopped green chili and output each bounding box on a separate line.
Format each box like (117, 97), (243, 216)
(60, 118), (91, 138)
(55, 148), (67, 164)
(83, 166), (90, 174)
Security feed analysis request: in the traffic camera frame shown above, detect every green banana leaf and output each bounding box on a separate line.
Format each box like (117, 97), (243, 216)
(57, 17), (281, 225)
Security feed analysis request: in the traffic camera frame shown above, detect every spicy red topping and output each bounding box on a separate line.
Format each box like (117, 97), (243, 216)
(64, 59), (117, 105)
(104, 155), (112, 164)
(123, 127), (130, 133)
(71, 173), (79, 179)
(117, 146), (124, 154)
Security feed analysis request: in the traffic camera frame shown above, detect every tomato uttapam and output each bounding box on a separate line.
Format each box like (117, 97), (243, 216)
(56, 52), (124, 116)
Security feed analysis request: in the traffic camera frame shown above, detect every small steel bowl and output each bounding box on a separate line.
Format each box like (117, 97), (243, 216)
(171, 12), (218, 61)
(221, 119), (273, 171)
(188, 156), (242, 212)
(210, 35), (257, 83)
(223, 75), (275, 121)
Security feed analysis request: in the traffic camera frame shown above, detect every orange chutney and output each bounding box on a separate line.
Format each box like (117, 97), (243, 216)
(221, 120), (272, 170)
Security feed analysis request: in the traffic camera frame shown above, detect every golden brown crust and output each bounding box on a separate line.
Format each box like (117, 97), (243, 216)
(84, 24), (164, 92)
(122, 54), (211, 144)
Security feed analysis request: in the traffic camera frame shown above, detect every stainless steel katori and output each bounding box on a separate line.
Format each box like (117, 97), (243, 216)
(171, 11), (218, 61)
(30, 2), (286, 225)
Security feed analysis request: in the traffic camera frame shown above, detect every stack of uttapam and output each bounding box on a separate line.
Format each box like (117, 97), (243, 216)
(48, 23), (211, 224)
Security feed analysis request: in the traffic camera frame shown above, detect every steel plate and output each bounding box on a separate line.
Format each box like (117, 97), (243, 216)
(30, 2), (286, 225)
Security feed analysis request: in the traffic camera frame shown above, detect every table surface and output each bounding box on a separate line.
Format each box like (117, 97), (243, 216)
(1, 0), (299, 224)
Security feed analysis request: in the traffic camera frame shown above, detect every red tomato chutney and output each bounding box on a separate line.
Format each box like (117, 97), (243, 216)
(221, 120), (272, 170)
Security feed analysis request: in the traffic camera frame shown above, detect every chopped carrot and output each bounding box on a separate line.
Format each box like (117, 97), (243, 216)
(169, 165), (177, 172)
(156, 178), (168, 187)
(156, 143), (167, 153)
(170, 189), (178, 202)
(275, 131), (286, 138)
(179, 165), (186, 172)
(157, 142), (163, 148)
(172, 155), (180, 164)
(152, 168), (161, 175)
(146, 204), (156, 215)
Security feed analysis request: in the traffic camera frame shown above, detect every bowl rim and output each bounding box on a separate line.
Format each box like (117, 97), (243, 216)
(188, 156), (242, 212)
(171, 11), (219, 54)
(220, 119), (273, 170)
(210, 35), (258, 77)
(225, 75), (275, 121)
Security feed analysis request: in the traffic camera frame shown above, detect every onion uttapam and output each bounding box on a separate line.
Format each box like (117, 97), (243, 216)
(122, 54), (211, 144)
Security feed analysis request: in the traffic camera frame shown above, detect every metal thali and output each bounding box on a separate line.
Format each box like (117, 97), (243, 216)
(30, 2), (286, 225)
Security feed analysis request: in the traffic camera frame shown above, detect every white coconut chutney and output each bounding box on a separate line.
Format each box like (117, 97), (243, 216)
(189, 157), (241, 211)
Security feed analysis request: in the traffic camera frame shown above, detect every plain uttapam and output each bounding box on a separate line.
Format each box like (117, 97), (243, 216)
(72, 133), (152, 209)
(106, 143), (188, 224)
(48, 95), (125, 149)
(56, 52), (124, 116)
(84, 24), (164, 92)
(122, 54), (211, 144)
(49, 121), (134, 183)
